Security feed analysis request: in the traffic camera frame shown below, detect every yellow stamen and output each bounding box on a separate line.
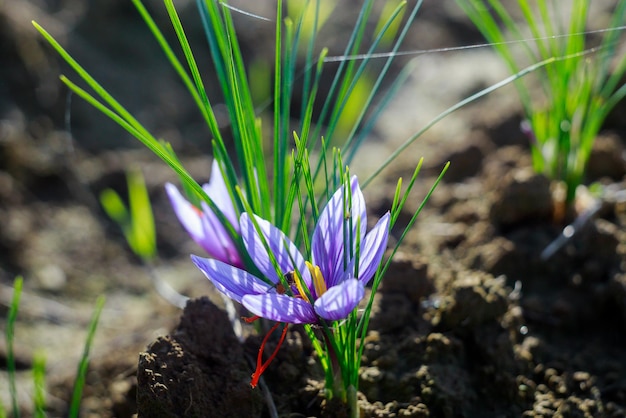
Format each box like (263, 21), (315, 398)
(306, 261), (327, 297)
(290, 270), (310, 304)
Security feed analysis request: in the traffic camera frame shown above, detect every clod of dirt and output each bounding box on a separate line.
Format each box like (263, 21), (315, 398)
(432, 271), (509, 329)
(380, 252), (433, 303)
(586, 133), (626, 182)
(436, 137), (488, 183)
(369, 292), (414, 334)
(358, 396), (430, 418)
(488, 166), (554, 227)
(136, 297), (264, 417)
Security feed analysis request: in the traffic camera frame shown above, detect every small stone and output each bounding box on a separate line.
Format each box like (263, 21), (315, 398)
(35, 264), (67, 291)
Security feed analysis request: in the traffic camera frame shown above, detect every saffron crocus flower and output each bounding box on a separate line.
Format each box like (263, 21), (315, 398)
(166, 159), (243, 268)
(191, 176), (390, 324)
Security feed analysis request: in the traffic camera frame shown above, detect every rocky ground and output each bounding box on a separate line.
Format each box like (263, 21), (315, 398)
(1, 0), (626, 417)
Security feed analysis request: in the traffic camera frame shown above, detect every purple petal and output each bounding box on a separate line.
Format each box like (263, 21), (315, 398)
(240, 213), (311, 289)
(357, 212), (390, 285)
(350, 175), (368, 239)
(314, 279), (364, 321)
(166, 183), (236, 264)
(191, 255), (272, 303)
(199, 202), (242, 267)
(312, 176), (367, 287)
(166, 183), (204, 241)
(202, 160), (239, 229)
(242, 293), (317, 324)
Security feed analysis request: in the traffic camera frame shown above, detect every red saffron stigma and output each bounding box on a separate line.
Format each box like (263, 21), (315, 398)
(250, 322), (289, 388)
(242, 315), (261, 324)
(191, 205), (204, 217)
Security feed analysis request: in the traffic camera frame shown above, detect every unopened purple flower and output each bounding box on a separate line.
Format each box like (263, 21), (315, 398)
(192, 176), (390, 324)
(166, 159), (243, 268)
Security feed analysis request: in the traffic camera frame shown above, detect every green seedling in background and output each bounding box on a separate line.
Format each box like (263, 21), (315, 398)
(6, 276), (22, 418)
(287, 0), (335, 49)
(248, 58), (272, 105)
(335, 72), (374, 137)
(374, 0), (407, 46)
(100, 168), (156, 262)
(69, 296), (105, 418)
(3, 277), (104, 417)
(100, 166), (189, 308)
(456, 0), (626, 206)
(32, 351), (46, 418)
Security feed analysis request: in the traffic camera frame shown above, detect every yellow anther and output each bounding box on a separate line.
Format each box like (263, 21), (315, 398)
(306, 261), (327, 297)
(289, 270), (310, 304)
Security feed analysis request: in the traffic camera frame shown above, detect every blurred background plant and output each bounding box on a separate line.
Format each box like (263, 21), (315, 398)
(3, 276), (105, 418)
(100, 168), (195, 308)
(456, 0), (626, 208)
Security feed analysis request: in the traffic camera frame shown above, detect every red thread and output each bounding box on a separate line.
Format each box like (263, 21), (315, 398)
(250, 323), (289, 388)
(242, 315), (261, 324)
(191, 205), (204, 217)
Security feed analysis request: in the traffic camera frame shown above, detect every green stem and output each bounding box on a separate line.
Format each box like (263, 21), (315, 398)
(348, 384), (359, 418)
(322, 330), (345, 402)
(7, 277), (22, 418)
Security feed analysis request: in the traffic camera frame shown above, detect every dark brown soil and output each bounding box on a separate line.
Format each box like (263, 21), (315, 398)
(136, 298), (264, 417)
(2, 1), (626, 417)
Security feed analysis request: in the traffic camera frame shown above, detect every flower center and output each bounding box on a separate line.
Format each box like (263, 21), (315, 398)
(286, 270), (311, 303)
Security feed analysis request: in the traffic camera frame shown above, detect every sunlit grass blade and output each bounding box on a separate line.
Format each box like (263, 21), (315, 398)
(374, 0), (406, 45)
(32, 22), (154, 150)
(295, 0), (332, 123)
(32, 21), (245, 251)
(135, 0), (249, 212)
(310, 0), (424, 191)
(363, 56), (556, 188)
(100, 169), (156, 261)
(338, 0), (414, 140)
(457, 0), (531, 107)
(344, 52), (412, 165)
(274, 0), (289, 227)
(32, 351), (47, 418)
(56, 76), (212, 213)
(285, 49), (327, 237)
(196, 0), (271, 219)
(341, 0), (416, 162)
(316, 0), (375, 142)
(131, 0), (223, 145)
(334, 0), (410, 142)
(69, 296), (105, 418)
(6, 276), (23, 418)
(308, 0), (375, 156)
(358, 161), (449, 339)
(32, 24), (189, 186)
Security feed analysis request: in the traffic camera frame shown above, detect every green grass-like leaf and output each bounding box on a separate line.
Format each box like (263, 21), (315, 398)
(32, 351), (47, 418)
(6, 276), (23, 418)
(100, 168), (156, 261)
(69, 296), (106, 418)
(358, 161), (450, 356)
